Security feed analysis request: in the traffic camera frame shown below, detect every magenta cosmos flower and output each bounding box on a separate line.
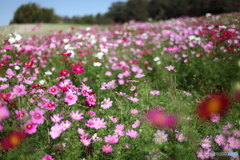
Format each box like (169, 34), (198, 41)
(104, 135), (119, 143)
(42, 155), (55, 160)
(48, 85), (59, 95)
(126, 130), (139, 138)
(88, 111), (96, 116)
(24, 120), (38, 134)
(30, 107), (45, 124)
(102, 144), (113, 153)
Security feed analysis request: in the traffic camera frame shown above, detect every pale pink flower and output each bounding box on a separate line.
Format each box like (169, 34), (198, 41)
(228, 136), (240, 149)
(176, 133), (185, 142)
(50, 114), (63, 123)
(29, 107), (45, 124)
(201, 137), (211, 149)
(126, 130), (139, 138)
(91, 118), (106, 129)
(104, 135), (119, 143)
(115, 124), (124, 130)
(70, 110), (84, 121)
(101, 98), (113, 109)
(130, 109), (139, 114)
(149, 90), (160, 95)
(64, 92), (78, 105)
(15, 108), (28, 120)
(114, 129), (124, 136)
(153, 130), (168, 144)
(109, 116), (118, 123)
(210, 113), (220, 122)
(130, 86), (136, 91)
(132, 120), (140, 128)
(128, 97), (139, 102)
(88, 111), (96, 116)
(49, 123), (63, 139)
(165, 65), (174, 71)
(77, 128), (85, 135)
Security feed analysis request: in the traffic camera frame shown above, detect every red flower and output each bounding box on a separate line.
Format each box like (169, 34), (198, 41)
(60, 51), (72, 57)
(1, 130), (26, 150)
(59, 70), (70, 76)
(196, 93), (231, 121)
(0, 93), (11, 101)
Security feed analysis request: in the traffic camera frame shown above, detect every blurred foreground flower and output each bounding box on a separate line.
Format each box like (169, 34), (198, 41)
(196, 93), (231, 121)
(0, 130), (26, 150)
(145, 107), (178, 129)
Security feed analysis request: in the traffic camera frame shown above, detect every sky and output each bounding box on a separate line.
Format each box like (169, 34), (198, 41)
(0, 0), (128, 26)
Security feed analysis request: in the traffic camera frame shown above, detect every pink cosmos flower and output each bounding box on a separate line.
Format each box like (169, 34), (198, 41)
(0, 84), (9, 90)
(102, 144), (113, 153)
(130, 86), (136, 91)
(128, 97), (139, 102)
(57, 79), (71, 92)
(49, 123), (63, 139)
(50, 114), (63, 123)
(48, 86), (59, 95)
(24, 61), (34, 68)
(0, 123), (3, 131)
(88, 111), (96, 116)
(30, 107), (45, 124)
(166, 46), (180, 52)
(153, 130), (168, 144)
(42, 155), (55, 160)
(114, 129), (124, 136)
(176, 133), (185, 142)
(233, 129), (240, 138)
(201, 137), (211, 149)
(126, 130), (139, 138)
(165, 65), (174, 71)
(85, 119), (94, 128)
(80, 139), (91, 146)
(60, 120), (71, 131)
(70, 110), (84, 121)
(81, 84), (92, 96)
(135, 73), (145, 78)
(44, 101), (56, 110)
(105, 71), (112, 76)
(6, 68), (16, 78)
(15, 109), (28, 120)
(125, 144), (130, 148)
(210, 113), (220, 122)
(149, 90), (160, 95)
(104, 135), (119, 143)
(130, 109), (139, 114)
(0, 106), (10, 120)
(59, 69), (70, 77)
(77, 128), (85, 135)
(109, 116), (118, 123)
(115, 124), (125, 130)
(228, 136), (240, 149)
(71, 64), (84, 75)
(23, 120), (38, 134)
(12, 84), (26, 96)
(132, 120), (140, 128)
(85, 95), (97, 107)
(196, 148), (210, 160)
(101, 98), (113, 109)
(91, 118), (106, 129)
(64, 92), (78, 105)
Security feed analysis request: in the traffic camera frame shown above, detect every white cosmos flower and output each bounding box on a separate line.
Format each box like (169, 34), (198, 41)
(39, 80), (46, 85)
(14, 66), (20, 70)
(63, 38), (69, 43)
(94, 52), (104, 59)
(45, 71), (52, 75)
(93, 62), (101, 67)
(153, 57), (160, 61)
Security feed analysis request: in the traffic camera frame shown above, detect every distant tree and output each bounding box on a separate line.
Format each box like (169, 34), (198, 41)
(106, 2), (127, 23)
(123, 0), (149, 21)
(10, 3), (60, 24)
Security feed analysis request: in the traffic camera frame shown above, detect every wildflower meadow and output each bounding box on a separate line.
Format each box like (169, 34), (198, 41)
(0, 13), (240, 160)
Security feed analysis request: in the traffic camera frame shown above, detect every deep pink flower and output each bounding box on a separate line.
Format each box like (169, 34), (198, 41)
(30, 107), (45, 124)
(85, 95), (97, 107)
(71, 64), (84, 74)
(59, 70), (70, 76)
(45, 101), (56, 110)
(48, 86), (58, 95)
(24, 61), (34, 68)
(102, 144), (113, 153)
(42, 155), (55, 160)
(88, 111), (96, 116)
(23, 120), (37, 134)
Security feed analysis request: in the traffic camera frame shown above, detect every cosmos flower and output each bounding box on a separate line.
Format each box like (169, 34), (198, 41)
(102, 144), (113, 153)
(0, 130), (26, 150)
(104, 135), (119, 143)
(126, 130), (139, 138)
(29, 107), (45, 124)
(23, 120), (38, 134)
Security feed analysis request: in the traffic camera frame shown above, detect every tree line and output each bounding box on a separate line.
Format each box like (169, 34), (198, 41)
(10, 0), (240, 25)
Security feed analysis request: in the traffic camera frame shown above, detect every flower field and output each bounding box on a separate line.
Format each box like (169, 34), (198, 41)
(0, 13), (240, 160)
